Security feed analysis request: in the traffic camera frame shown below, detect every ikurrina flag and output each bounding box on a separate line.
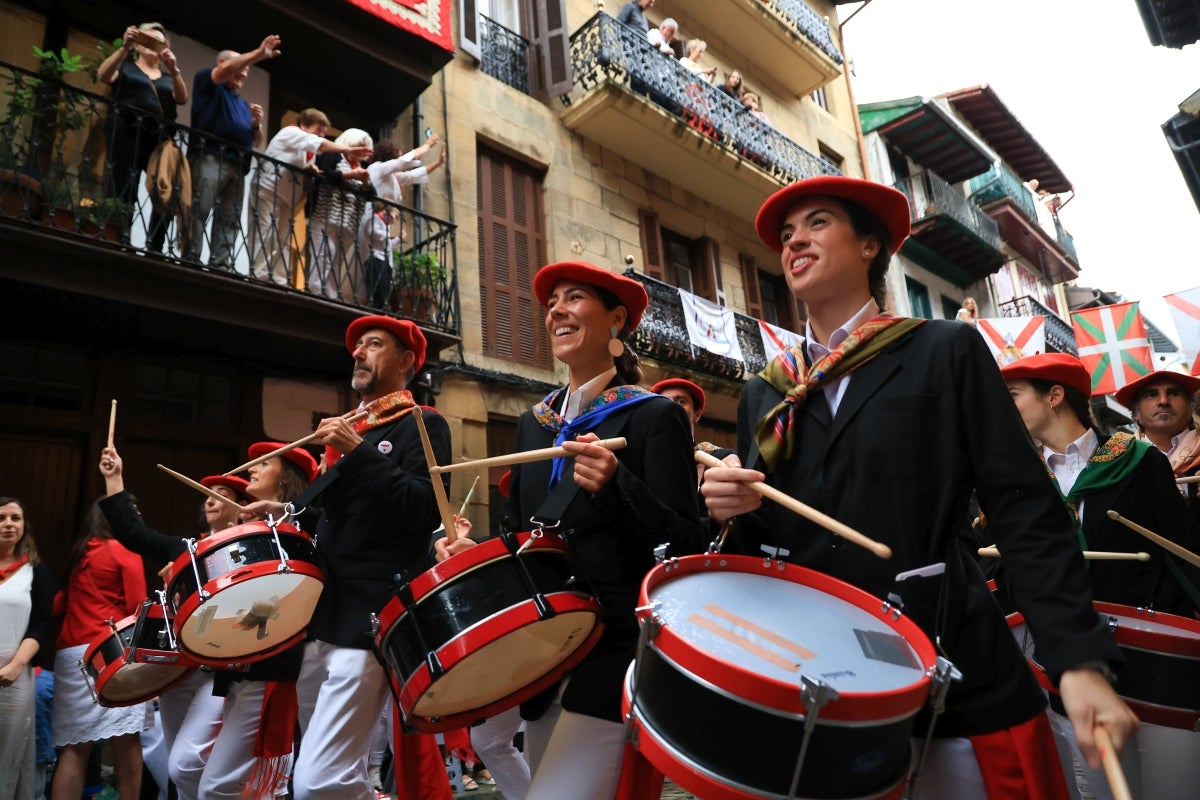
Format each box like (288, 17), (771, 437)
(1070, 302), (1153, 396)
(978, 316), (1045, 367)
(1165, 286), (1200, 376)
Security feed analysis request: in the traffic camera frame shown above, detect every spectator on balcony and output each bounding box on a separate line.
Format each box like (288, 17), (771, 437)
(647, 18), (677, 56)
(306, 128), (373, 301)
(248, 108), (371, 286)
(742, 91), (770, 123)
(718, 69), (743, 99)
(615, 0), (654, 32)
(96, 22), (189, 252)
(678, 39), (717, 83)
(364, 134), (444, 208)
(184, 34), (280, 269)
(955, 296), (980, 326)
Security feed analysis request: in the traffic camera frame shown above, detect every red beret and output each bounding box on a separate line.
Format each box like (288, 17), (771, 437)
(650, 378), (706, 416)
(345, 315), (427, 374)
(1113, 370), (1200, 410)
(246, 442), (319, 484)
(199, 475), (251, 503)
(755, 176), (911, 255)
(498, 469), (512, 499)
(999, 353), (1092, 397)
(532, 261), (650, 331)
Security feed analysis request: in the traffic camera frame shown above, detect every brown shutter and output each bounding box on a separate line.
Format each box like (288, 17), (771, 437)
(460, 0), (481, 61)
(529, 0), (572, 100)
(637, 209), (665, 281)
(740, 253), (762, 319)
(691, 236), (721, 302)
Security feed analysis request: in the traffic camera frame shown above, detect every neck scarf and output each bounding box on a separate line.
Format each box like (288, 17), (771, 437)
(533, 383), (658, 488)
(754, 316), (925, 472)
(324, 390), (417, 468)
(1168, 428), (1200, 476)
(0, 555), (29, 581)
(1044, 430), (1152, 550)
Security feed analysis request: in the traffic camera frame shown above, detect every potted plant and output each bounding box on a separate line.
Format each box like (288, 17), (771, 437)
(76, 195), (132, 242)
(392, 252), (447, 319)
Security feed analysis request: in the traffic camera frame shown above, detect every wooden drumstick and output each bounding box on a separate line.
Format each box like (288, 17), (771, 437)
(1106, 510), (1200, 568)
(107, 399), (117, 448)
(694, 450), (892, 559)
(1177, 475), (1200, 484)
(459, 474), (480, 517)
(222, 409), (370, 476)
(428, 438), (628, 475)
(1094, 726), (1132, 800)
(978, 546), (1150, 561)
(157, 464), (246, 513)
(413, 406), (458, 543)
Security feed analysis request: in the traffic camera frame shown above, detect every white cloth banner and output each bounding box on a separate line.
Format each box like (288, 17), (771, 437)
(1165, 286), (1200, 375)
(677, 288), (744, 361)
(758, 319), (804, 364)
(977, 316), (1045, 367)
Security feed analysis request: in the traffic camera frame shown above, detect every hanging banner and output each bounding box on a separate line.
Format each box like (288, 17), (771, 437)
(1071, 301), (1153, 396)
(758, 319), (804, 364)
(678, 288), (744, 361)
(977, 316), (1045, 367)
(344, 0), (453, 51)
(1165, 286), (1200, 375)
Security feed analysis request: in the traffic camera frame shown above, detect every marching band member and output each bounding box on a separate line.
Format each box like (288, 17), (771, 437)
(1116, 369), (1200, 524)
(702, 176), (1136, 798)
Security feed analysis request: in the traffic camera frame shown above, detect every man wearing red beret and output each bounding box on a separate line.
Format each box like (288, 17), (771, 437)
(245, 314), (450, 800)
(1116, 370), (1200, 524)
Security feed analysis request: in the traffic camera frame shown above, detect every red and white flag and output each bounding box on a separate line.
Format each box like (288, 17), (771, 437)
(1071, 301), (1153, 396)
(1165, 286), (1200, 376)
(677, 288), (744, 361)
(758, 319), (804, 364)
(977, 316), (1045, 367)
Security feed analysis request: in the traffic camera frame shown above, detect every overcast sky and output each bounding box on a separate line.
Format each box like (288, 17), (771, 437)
(839, 0), (1200, 345)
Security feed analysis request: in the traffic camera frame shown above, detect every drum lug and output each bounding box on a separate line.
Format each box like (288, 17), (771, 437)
(759, 544), (790, 569)
(787, 676), (839, 797)
(1106, 614), (1119, 633)
(653, 542), (669, 564)
(369, 612), (381, 637)
(78, 659), (100, 704)
(882, 593), (904, 621)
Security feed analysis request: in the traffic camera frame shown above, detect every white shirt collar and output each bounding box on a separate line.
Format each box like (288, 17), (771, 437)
(1042, 428), (1098, 496)
(805, 299), (880, 363)
(561, 367), (617, 421)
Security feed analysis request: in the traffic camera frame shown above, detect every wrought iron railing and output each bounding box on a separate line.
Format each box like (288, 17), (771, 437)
(1053, 217), (1078, 265)
(567, 13), (842, 185)
(894, 170), (1002, 249)
(762, 0), (845, 64)
(967, 162), (1038, 225)
(0, 59), (458, 333)
(626, 270), (769, 379)
(998, 295), (1077, 355)
(480, 15), (532, 96)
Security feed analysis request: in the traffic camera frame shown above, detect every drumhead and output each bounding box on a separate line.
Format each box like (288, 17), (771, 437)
(176, 571), (322, 659)
(98, 661), (193, 705)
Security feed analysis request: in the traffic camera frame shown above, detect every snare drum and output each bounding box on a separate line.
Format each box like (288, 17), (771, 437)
(375, 530), (605, 732)
(623, 554), (938, 800)
(165, 520), (324, 667)
(83, 600), (196, 707)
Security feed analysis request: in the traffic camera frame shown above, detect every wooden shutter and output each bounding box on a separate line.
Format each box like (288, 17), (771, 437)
(529, 0), (572, 100)
(740, 254), (762, 318)
(690, 237), (721, 302)
(637, 209), (665, 281)
(477, 146), (552, 369)
(460, 0), (481, 61)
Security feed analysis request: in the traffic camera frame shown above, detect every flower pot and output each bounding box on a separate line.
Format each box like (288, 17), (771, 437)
(393, 287), (438, 321)
(0, 168), (45, 222)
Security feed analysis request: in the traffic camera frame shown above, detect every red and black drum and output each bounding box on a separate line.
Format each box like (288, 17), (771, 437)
(164, 520), (323, 667)
(82, 599), (196, 707)
(375, 530), (604, 732)
(623, 554), (939, 800)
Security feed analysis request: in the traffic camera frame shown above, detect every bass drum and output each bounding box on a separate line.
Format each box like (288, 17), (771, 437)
(83, 600), (196, 707)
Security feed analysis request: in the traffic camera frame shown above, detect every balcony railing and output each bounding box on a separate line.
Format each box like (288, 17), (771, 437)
(1053, 217), (1079, 265)
(0, 59), (458, 334)
(895, 170), (1002, 248)
(967, 162), (1038, 225)
(998, 295), (1077, 355)
(627, 270), (769, 380)
(567, 13), (842, 186)
(480, 15), (532, 96)
(764, 0), (845, 64)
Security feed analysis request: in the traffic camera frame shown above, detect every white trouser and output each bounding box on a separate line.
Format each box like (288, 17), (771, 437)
(198, 680), (292, 799)
(292, 640), (390, 800)
(470, 708), (530, 800)
(906, 736), (988, 799)
(157, 670), (222, 800)
(522, 698), (624, 800)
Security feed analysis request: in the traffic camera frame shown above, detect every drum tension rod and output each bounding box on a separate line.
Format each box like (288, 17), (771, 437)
(266, 515), (292, 573)
(623, 605), (662, 748)
(511, 523), (561, 621)
(394, 580), (446, 682)
(184, 538), (211, 601)
(155, 589), (178, 651)
(905, 657), (962, 799)
(787, 676), (839, 799)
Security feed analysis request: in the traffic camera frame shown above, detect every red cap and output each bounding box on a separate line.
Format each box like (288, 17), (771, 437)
(532, 261), (650, 331)
(345, 315), (427, 374)
(755, 176), (911, 255)
(999, 353), (1092, 397)
(498, 469), (512, 499)
(650, 378), (706, 416)
(246, 442), (319, 484)
(199, 475), (251, 503)
(1113, 369), (1200, 410)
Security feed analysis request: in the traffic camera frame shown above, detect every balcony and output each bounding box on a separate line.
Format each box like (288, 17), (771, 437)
(968, 163), (1079, 284)
(0, 60), (458, 372)
(997, 295), (1077, 356)
(893, 170), (1004, 287)
(674, 0), (844, 97)
(480, 15), (532, 96)
(627, 270), (769, 381)
(563, 13), (840, 224)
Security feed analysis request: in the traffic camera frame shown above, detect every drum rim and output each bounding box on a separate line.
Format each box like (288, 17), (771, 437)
(164, 520), (309, 585)
(93, 658), (196, 706)
(1094, 601), (1200, 657)
(638, 555), (936, 721)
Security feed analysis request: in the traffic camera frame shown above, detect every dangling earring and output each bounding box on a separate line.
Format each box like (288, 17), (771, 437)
(608, 325), (625, 358)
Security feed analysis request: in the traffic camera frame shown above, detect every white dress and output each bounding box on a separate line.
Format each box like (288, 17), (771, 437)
(0, 563), (37, 800)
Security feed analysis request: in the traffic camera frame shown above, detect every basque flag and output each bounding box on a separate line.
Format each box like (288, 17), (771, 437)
(1165, 286), (1200, 376)
(1071, 301), (1153, 396)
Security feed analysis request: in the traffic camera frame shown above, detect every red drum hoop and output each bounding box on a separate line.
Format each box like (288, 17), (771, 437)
(375, 531), (604, 732)
(623, 554), (937, 800)
(83, 600), (197, 707)
(164, 520), (323, 667)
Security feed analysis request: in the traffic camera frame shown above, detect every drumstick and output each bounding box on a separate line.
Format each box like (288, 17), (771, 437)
(222, 409), (370, 476)
(107, 399), (117, 448)
(978, 546), (1150, 561)
(459, 474), (480, 517)
(1177, 475), (1200, 484)
(1094, 726), (1132, 800)
(694, 450), (892, 560)
(157, 464), (246, 513)
(428, 438), (628, 475)
(1106, 510), (1200, 568)
(413, 407), (458, 543)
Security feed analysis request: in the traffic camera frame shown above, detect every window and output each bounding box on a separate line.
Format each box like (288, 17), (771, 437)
(476, 144), (552, 369)
(461, 0), (570, 99)
(0, 342), (86, 410)
(818, 143), (844, 173)
(133, 365), (234, 428)
(739, 254), (801, 332)
(638, 210), (722, 301)
(486, 415), (518, 536)
(811, 86), (828, 111)
(941, 296), (962, 321)
(906, 276), (932, 319)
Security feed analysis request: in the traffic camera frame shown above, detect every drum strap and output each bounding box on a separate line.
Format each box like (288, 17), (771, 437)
(291, 422), (399, 510)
